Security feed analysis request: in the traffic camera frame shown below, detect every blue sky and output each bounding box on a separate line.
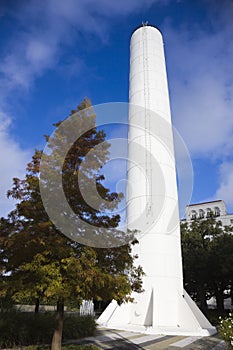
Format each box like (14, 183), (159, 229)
(0, 0), (233, 218)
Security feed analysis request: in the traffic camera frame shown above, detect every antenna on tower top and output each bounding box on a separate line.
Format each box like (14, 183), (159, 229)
(142, 21), (148, 26)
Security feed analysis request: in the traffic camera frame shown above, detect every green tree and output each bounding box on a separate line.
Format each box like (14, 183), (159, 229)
(0, 99), (143, 350)
(181, 218), (233, 313)
(209, 230), (233, 311)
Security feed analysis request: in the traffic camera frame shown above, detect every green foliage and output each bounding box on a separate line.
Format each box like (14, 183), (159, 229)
(218, 313), (233, 350)
(0, 311), (96, 348)
(205, 309), (231, 326)
(0, 295), (14, 312)
(181, 219), (233, 312)
(63, 314), (96, 340)
(0, 311), (53, 347)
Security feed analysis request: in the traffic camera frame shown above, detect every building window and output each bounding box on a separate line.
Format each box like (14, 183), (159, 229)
(191, 210), (197, 220)
(206, 208), (212, 218)
(230, 219), (233, 224)
(199, 209), (205, 219)
(214, 207), (220, 217)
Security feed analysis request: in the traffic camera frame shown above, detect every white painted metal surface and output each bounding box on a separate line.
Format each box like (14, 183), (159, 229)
(98, 24), (216, 336)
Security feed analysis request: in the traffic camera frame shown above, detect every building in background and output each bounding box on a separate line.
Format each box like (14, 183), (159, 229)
(185, 200), (233, 226)
(184, 200), (233, 310)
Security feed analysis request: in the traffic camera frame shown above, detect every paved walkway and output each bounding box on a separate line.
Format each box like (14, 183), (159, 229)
(68, 328), (227, 350)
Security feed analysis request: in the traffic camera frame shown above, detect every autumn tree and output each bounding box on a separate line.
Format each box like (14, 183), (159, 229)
(0, 99), (143, 350)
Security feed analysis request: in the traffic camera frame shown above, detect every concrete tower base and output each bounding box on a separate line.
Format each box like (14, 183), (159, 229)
(98, 289), (216, 336)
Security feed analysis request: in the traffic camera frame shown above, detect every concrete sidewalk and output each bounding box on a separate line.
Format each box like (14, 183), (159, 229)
(67, 328), (227, 350)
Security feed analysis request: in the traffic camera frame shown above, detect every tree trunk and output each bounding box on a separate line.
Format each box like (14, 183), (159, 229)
(35, 298), (40, 313)
(215, 289), (224, 312)
(198, 287), (208, 313)
(51, 298), (64, 350)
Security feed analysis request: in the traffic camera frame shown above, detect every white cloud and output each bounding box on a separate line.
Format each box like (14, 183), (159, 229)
(214, 162), (233, 212)
(26, 40), (55, 66)
(0, 0), (160, 92)
(164, 22), (233, 158)
(0, 112), (30, 217)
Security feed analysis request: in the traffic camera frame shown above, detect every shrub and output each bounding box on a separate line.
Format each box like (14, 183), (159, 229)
(63, 314), (96, 340)
(218, 313), (233, 350)
(0, 312), (96, 348)
(205, 309), (230, 326)
(0, 311), (54, 348)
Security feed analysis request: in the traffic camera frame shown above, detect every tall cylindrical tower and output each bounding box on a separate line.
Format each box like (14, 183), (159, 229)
(127, 24), (184, 328)
(98, 25), (216, 336)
